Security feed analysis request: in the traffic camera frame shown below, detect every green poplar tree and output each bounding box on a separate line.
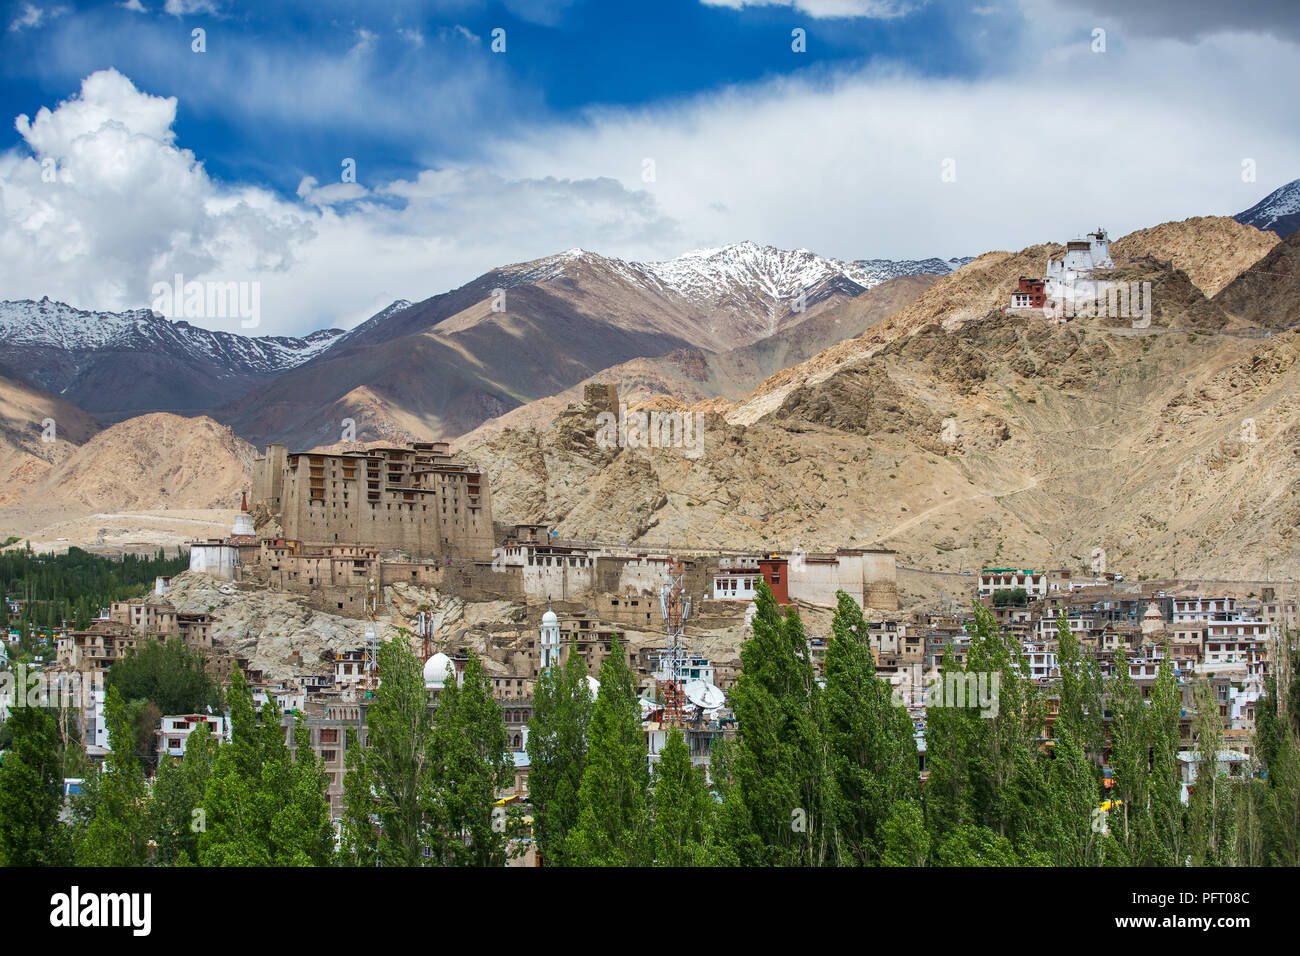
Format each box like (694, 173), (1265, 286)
(149, 720), (216, 865)
(1262, 729), (1300, 866)
(525, 647), (592, 865)
(80, 685), (151, 865)
(880, 800), (930, 866)
(200, 670), (271, 865)
(1188, 680), (1235, 866)
(1147, 654), (1185, 865)
(267, 714), (335, 866)
(339, 727), (378, 866)
(650, 727), (713, 866)
(0, 703), (69, 865)
(352, 638), (434, 866)
(823, 590), (917, 864)
(713, 583), (832, 866)
(963, 602), (1038, 839)
(1043, 726), (1103, 866)
(429, 652), (511, 867)
(567, 636), (650, 866)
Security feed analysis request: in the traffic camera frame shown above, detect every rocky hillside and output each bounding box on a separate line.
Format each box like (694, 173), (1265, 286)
(1214, 229), (1300, 329)
(1111, 216), (1277, 297)
(454, 273), (937, 446)
(467, 217), (1300, 580)
(167, 571), (753, 686)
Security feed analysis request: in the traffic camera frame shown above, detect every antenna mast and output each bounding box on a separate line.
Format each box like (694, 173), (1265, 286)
(657, 558), (691, 726)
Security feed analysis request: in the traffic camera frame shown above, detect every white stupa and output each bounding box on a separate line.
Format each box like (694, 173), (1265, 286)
(230, 491), (256, 539)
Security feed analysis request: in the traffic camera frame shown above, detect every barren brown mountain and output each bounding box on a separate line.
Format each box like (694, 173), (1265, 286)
(1111, 216), (1277, 297)
(454, 273), (938, 446)
(466, 217), (1300, 581)
(1214, 229), (1300, 329)
(0, 370), (100, 506)
(219, 245), (881, 449)
(15, 412), (255, 512)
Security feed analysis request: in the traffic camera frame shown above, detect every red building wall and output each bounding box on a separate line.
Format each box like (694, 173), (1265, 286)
(757, 558), (790, 605)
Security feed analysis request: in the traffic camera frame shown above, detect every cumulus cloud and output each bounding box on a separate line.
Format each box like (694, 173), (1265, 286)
(493, 28), (1300, 262)
(0, 69), (680, 335)
(0, 8), (1296, 339)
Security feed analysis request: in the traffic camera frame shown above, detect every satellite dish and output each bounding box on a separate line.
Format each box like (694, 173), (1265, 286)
(683, 679), (725, 711)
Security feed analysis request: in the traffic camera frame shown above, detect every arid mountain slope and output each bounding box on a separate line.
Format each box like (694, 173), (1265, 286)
(220, 244), (910, 448)
(468, 219), (1300, 580)
(0, 370), (100, 506)
(15, 413), (255, 512)
(219, 288), (698, 449)
(1111, 216), (1277, 297)
(1214, 229), (1300, 329)
(455, 273), (937, 446)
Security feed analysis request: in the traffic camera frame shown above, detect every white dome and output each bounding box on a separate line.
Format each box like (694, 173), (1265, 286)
(542, 609), (559, 626)
(584, 675), (600, 698)
(423, 652), (453, 687)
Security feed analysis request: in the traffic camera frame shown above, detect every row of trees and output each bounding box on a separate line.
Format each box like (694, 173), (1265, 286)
(525, 584), (1300, 866)
(0, 546), (188, 635)
(0, 671), (332, 866)
(339, 639), (514, 866)
(5, 579), (1300, 866)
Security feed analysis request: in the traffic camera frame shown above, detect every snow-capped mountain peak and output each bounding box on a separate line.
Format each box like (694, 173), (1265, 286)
(643, 241), (855, 301)
(0, 297), (345, 372)
(1235, 178), (1300, 238)
(498, 241), (967, 307)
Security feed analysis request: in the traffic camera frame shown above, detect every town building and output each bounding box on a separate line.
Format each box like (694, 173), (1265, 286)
(156, 714), (232, 758)
(979, 569), (1048, 601)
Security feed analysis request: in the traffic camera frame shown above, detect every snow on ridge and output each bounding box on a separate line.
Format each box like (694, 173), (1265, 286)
(1236, 178), (1300, 232)
(0, 297), (345, 371)
(500, 241), (968, 305)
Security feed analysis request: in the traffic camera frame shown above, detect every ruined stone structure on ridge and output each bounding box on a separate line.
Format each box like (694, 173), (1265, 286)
(251, 441), (494, 560)
(582, 382), (620, 414)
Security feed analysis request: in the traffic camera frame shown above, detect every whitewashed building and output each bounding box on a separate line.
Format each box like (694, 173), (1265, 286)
(156, 714), (231, 758)
(978, 569), (1048, 601)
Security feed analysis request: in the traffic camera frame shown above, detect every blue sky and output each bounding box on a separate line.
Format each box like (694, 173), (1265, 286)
(1, 1), (1010, 192)
(1, 0), (1297, 335)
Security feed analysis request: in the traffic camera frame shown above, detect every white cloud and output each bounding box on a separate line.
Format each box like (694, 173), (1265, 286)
(397, 26), (424, 48)
(1, 14), (1296, 340)
(8, 3), (68, 31)
(162, 0), (220, 15)
(0, 69), (678, 336)
(121, 0), (147, 12)
(349, 28), (378, 56)
(492, 28), (1300, 263)
(440, 24), (480, 45)
(700, 0), (925, 18)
